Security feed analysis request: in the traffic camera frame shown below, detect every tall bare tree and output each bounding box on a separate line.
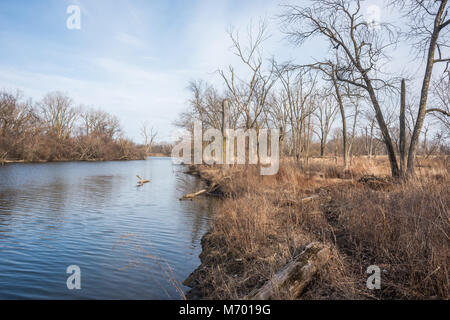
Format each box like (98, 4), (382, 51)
(140, 121), (158, 154)
(219, 20), (276, 131)
(281, 0), (404, 176)
(273, 65), (317, 161)
(40, 92), (79, 140)
(396, 0), (450, 175)
(313, 90), (338, 157)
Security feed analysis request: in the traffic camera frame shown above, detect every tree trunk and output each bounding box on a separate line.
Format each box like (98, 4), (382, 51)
(279, 125), (285, 158)
(348, 103), (359, 166)
(320, 139), (325, 157)
(406, 0), (447, 177)
(222, 99), (229, 164)
(399, 79), (407, 177)
(331, 71), (348, 169)
(368, 120), (374, 159)
(364, 77), (400, 177)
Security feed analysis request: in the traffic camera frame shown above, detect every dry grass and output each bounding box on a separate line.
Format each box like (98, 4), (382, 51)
(184, 156), (449, 300)
(326, 176), (449, 299)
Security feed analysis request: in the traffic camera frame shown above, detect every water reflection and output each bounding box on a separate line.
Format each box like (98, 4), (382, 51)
(0, 158), (212, 299)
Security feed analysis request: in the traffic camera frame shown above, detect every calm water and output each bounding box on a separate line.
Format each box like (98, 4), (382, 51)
(0, 158), (213, 299)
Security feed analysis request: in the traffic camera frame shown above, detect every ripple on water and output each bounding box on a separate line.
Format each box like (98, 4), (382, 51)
(0, 159), (212, 299)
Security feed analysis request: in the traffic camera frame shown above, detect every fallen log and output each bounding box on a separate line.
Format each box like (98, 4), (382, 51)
(180, 181), (220, 201)
(179, 189), (207, 200)
(246, 242), (331, 300)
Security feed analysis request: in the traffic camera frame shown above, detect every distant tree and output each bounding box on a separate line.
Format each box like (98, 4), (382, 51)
(39, 92), (79, 140)
(313, 92), (338, 157)
(140, 121), (158, 154)
(0, 90), (39, 159)
(81, 108), (121, 140)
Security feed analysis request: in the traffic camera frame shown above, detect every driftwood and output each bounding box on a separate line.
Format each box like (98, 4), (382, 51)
(136, 175), (150, 186)
(179, 182), (219, 201)
(246, 242), (331, 300)
(179, 189), (207, 200)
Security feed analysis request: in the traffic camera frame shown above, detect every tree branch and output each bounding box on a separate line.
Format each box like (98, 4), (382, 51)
(426, 108), (450, 117)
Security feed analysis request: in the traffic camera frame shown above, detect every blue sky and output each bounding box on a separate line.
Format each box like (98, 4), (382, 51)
(0, 0), (419, 142)
(0, 0), (290, 142)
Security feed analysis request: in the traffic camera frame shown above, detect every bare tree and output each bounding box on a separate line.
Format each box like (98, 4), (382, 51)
(428, 74), (450, 130)
(313, 90), (338, 157)
(140, 121), (158, 154)
(347, 95), (361, 164)
(295, 60), (354, 168)
(80, 108), (121, 140)
(40, 92), (79, 140)
(394, 0), (450, 175)
(273, 64), (317, 161)
(0, 90), (38, 159)
(219, 20), (276, 131)
(281, 0), (404, 176)
(264, 92), (290, 155)
(218, 20), (277, 165)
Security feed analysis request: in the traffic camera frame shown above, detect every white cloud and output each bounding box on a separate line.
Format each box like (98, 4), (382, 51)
(0, 60), (188, 142)
(115, 32), (146, 47)
(0, 0), (296, 143)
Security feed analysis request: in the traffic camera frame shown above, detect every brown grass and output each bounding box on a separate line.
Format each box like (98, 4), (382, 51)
(184, 156), (449, 300)
(326, 176), (449, 299)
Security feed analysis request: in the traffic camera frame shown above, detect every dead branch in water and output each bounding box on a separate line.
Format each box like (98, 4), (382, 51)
(179, 182), (219, 201)
(136, 175), (150, 186)
(179, 189), (208, 200)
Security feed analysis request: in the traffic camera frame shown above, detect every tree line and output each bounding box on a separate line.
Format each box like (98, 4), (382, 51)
(0, 90), (146, 162)
(176, 0), (449, 178)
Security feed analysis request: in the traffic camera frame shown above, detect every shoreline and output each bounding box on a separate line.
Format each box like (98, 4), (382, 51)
(0, 154), (172, 165)
(181, 158), (449, 300)
(180, 164), (336, 300)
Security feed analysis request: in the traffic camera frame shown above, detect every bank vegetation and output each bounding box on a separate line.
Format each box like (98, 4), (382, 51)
(178, 0), (450, 300)
(0, 90), (171, 163)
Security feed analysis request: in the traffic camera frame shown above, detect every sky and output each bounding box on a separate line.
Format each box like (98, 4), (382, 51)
(0, 0), (424, 143)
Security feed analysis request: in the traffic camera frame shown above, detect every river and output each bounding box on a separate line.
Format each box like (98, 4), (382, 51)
(0, 158), (212, 299)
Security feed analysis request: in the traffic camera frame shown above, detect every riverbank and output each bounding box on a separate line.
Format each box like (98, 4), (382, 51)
(0, 156), (147, 165)
(0, 153), (173, 165)
(183, 157), (449, 299)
